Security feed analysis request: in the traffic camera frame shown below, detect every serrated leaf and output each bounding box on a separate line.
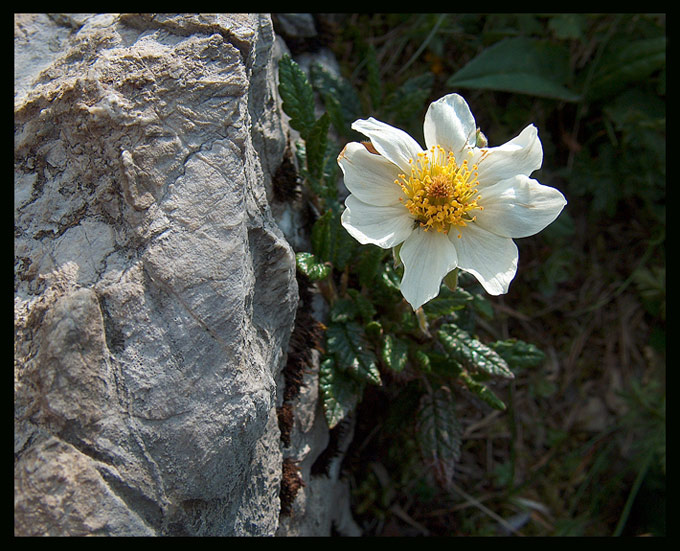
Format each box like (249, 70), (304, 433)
(278, 55), (317, 137)
(398, 308), (419, 334)
(310, 62), (362, 136)
(381, 333), (409, 372)
(446, 37), (580, 101)
(423, 286), (473, 318)
(295, 252), (331, 281)
(490, 339), (546, 371)
(311, 209), (334, 261)
(414, 349), (432, 373)
(346, 288), (377, 322)
(305, 112), (331, 181)
(383, 73), (434, 122)
(320, 142), (340, 200)
(356, 244), (386, 288)
(334, 223), (358, 270)
(330, 297), (359, 323)
(437, 324), (514, 379)
(416, 386), (463, 484)
(365, 320), (383, 339)
(319, 357), (363, 429)
(321, 93), (346, 139)
(326, 321), (381, 386)
(459, 371), (507, 411)
(424, 350), (462, 378)
(378, 262), (401, 292)
(311, 209), (357, 270)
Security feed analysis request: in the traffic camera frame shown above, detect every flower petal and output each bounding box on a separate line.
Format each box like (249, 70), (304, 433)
(473, 124), (543, 188)
(423, 93), (477, 156)
(474, 175), (567, 238)
(399, 228), (458, 310)
(453, 223), (518, 295)
(351, 117), (423, 174)
(338, 142), (406, 206)
(341, 194), (413, 249)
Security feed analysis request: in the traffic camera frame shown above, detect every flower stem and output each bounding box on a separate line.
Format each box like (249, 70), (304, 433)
(415, 307), (431, 338)
(317, 274), (338, 306)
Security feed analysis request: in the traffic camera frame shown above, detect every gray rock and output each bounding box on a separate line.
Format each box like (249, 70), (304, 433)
(14, 13), (296, 536)
(14, 12), (360, 537)
(272, 14), (317, 39)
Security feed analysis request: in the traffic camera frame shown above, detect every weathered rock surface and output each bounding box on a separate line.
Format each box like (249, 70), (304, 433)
(14, 13), (310, 536)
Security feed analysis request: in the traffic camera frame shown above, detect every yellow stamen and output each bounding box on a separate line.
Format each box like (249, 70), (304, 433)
(396, 145), (483, 233)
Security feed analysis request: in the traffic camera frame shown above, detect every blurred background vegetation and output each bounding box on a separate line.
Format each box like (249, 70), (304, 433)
(282, 13), (665, 536)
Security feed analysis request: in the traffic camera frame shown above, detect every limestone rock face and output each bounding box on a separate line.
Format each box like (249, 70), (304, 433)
(14, 13), (298, 536)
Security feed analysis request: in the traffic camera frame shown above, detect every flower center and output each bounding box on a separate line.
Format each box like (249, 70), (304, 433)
(396, 145), (482, 235)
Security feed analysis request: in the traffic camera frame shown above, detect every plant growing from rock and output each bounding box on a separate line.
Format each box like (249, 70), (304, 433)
(278, 53), (556, 488)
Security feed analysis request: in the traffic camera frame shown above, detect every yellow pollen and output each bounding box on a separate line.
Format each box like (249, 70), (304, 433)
(396, 145), (482, 233)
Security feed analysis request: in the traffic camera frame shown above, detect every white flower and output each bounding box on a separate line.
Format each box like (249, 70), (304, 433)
(338, 93), (567, 310)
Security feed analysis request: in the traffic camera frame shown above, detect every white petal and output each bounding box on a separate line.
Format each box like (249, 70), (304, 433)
(338, 142), (406, 206)
(423, 93), (477, 156)
(472, 124), (543, 188)
(341, 194), (413, 249)
(351, 117), (423, 174)
(474, 175), (567, 238)
(453, 223), (518, 295)
(399, 228), (458, 310)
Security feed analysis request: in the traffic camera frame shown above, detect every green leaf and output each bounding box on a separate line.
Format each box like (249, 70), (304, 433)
(459, 371), (507, 411)
(295, 252), (331, 281)
(490, 339), (546, 371)
(446, 37), (580, 101)
(278, 54), (316, 137)
(365, 320), (383, 339)
(414, 349), (432, 373)
(378, 262), (401, 292)
(311, 209), (334, 261)
(334, 219), (357, 270)
(416, 386), (463, 482)
(310, 62), (363, 136)
(320, 142), (340, 199)
(330, 290), (375, 325)
(471, 293), (494, 320)
(330, 297), (359, 323)
(326, 321), (382, 386)
(311, 209), (357, 270)
(395, 309), (419, 335)
(426, 351), (462, 379)
(346, 288), (377, 323)
(423, 286), (473, 318)
(383, 73), (434, 123)
(437, 324), (514, 379)
(381, 333), (409, 373)
(321, 92), (346, 139)
(586, 37), (666, 101)
(319, 357), (363, 429)
(304, 112), (331, 181)
(356, 244), (387, 288)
